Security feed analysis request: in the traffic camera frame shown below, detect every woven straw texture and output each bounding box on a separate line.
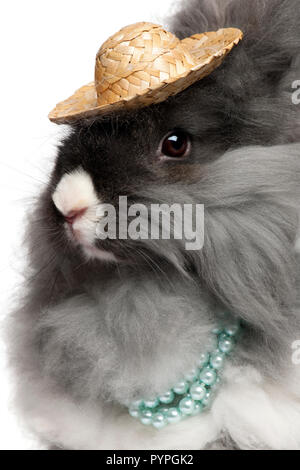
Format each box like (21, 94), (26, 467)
(49, 22), (243, 123)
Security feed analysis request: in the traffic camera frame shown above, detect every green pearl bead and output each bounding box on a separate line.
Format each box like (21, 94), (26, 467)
(190, 382), (206, 401)
(185, 367), (199, 382)
(129, 402), (141, 418)
(197, 352), (209, 368)
(202, 391), (213, 407)
(152, 412), (167, 429)
(158, 406), (170, 415)
(210, 376), (221, 391)
(173, 380), (189, 395)
(166, 407), (182, 424)
(159, 390), (175, 404)
(218, 336), (234, 354)
(225, 324), (239, 336)
(210, 351), (224, 370)
(179, 397), (195, 415)
(140, 409), (153, 425)
(219, 332), (228, 340)
(199, 367), (217, 386)
(212, 327), (223, 335)
(191, 402), (203, 416)
(144, 398), (159, 408)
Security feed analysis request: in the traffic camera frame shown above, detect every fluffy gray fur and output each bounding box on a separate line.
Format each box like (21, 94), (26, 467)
(8, 0), (300, 449)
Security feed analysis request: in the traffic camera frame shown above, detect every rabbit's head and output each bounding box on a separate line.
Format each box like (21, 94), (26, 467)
(49, 89), (232, 266)
(47, 5), (300, 272)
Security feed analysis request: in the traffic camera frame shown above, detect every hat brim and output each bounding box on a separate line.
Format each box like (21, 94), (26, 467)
(49, 28), (243, 124)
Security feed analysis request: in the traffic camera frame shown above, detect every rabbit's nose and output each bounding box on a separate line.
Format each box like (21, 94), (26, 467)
(52, 167), (100, 220)
(65, 208), (87, 225)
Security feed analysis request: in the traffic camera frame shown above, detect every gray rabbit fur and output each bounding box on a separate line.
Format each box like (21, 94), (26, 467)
(8, 0), (300, 449)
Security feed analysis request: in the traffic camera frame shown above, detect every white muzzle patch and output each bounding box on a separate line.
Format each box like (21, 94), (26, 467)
(52, 168), (116, 261)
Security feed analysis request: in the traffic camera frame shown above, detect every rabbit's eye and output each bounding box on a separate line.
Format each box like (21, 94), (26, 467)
(160, 131), (191, 159)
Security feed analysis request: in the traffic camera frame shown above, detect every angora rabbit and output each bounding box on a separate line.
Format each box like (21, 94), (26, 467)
(8, 0), (300, 449)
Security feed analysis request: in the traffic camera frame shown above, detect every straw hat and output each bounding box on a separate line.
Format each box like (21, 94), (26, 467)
(49, 22), (243, 124)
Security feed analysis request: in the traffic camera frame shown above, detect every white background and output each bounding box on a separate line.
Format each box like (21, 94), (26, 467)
(0, 0), (177, 450)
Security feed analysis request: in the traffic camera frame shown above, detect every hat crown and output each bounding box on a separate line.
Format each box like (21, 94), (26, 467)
(95, 22), (196, 106)
(49, 23), (243, 123)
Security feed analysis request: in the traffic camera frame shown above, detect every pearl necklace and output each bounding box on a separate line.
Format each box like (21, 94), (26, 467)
(128, 321), (240, 429)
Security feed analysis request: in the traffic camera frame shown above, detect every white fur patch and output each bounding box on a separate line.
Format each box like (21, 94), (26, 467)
(52, 168), (116, 261)
(52, 168), (99, 217)
(15, 363), (300, 449)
